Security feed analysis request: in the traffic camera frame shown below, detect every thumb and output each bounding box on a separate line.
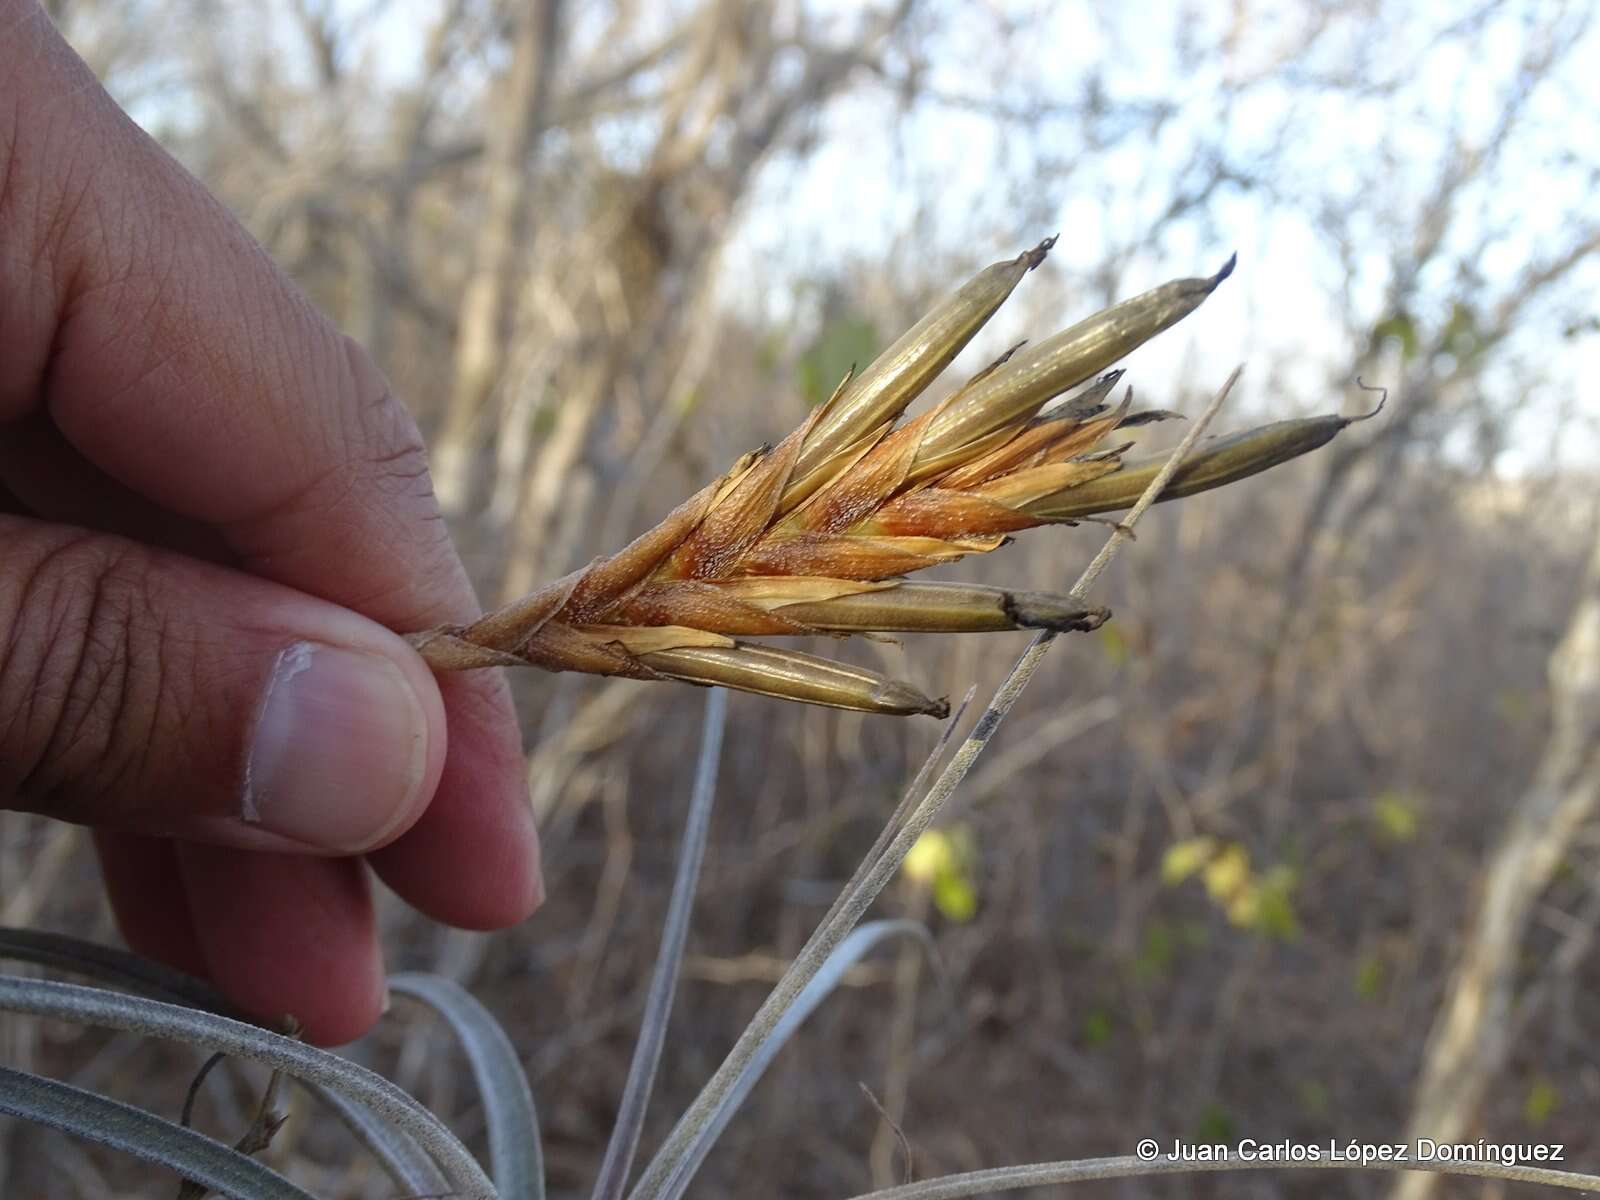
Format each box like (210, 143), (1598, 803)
(0, 515), (446, 852)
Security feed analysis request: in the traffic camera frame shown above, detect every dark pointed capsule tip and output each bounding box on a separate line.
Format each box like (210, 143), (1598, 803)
(1008, 593), (1112, 633)
(1209, 252), (1238, 288)
(872, 679), (949, 718)
(1117, 408), (1187, 428)
(1023, 234), (1059, 270)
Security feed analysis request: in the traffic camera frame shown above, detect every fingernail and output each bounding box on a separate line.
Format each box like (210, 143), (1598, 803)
(245, 642), (430, 851)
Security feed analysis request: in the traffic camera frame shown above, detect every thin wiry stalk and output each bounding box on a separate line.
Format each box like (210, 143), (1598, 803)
(814, 688), (976, 939)
(389, 974), (542, 1200)
(592, 687), (728, 1200)
(0, 975), (495, 1200)
(0, 1066), (314, 1200)
(0, 929), (454, 1196)
(628, 369), (1243, 1200)
(842, 1154), (1600, 1199)
(662, 920), (936, 1194)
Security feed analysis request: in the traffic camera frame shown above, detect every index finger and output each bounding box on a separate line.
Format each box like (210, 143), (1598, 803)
(1, 1), (541, 927)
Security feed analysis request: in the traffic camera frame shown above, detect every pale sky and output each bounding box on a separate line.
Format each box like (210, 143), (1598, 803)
(106, 0), (1600, 471)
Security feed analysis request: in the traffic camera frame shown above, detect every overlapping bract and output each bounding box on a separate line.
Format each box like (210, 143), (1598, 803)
(411, 239), (1356, 715)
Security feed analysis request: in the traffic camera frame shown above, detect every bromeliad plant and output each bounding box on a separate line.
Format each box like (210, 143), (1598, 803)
(15, 246), (1592, 1200)
(406, 238), (1361, 715)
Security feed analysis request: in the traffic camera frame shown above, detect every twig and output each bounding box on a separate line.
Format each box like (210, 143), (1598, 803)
(859, 1081), (913, 1185)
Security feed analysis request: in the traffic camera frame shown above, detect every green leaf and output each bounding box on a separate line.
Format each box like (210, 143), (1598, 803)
(1098, 622), (1131, 667)
(1250, 866), (1300, 941)
(1354, 954), (1385, 1001)
(797, 314), (881, 408)
(1195, 1104), (1236, 1143)
(1202, 843), (1251, 905)
(1440, 301), (1483, 362)
(907, 825), (980, 921)
(1297, 1079), (1332, 1117)
(1135, 921), (1176, 982)
(1525, 1076), (1559, 1125)
(1081, 1006), (1114, 1048)
(933, 873), (979, 922)
(1161, 837), (1218, 886)
(1372, 790), (1422, 844)
(1371, 311), (1419, 360)
(903, 828), (957, 884)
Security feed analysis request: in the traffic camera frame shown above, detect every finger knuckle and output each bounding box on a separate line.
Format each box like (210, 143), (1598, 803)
(338, 335), (465, 599)
(341, 336), (436, 502)
(0, 530), (166, 816)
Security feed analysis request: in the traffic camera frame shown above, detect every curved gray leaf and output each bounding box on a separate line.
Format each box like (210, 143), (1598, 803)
(592, 687), (727, 1200)
(302, 1074), (449, 1197)
(657, 919), (934, 1200)
(389, 973), (542, 1200)
(0, 974), (494, 1200)
(0, 927), (232, 1012)
(0, 1065), (314, 1200)
(0, 926), (452, 1194)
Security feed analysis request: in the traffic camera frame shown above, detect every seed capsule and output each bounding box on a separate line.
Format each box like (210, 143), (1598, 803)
(640, 643), (949, 716)
(771, 581), (1109, 634)
(783, 239), (1056, 507)
(1028, 413), (1348, 520)
(909, 255), (1236, 480)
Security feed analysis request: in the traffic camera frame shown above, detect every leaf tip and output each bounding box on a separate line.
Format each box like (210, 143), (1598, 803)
(1023, 234), (1058, 270)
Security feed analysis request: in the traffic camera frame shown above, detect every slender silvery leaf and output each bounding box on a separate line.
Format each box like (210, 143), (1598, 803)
(838, 1152), (1600, 1198)
(0, 975), (495, 1200)
(0, 925), (455, 1196)
(657, 920), (934, 1200)
(389, 973), (543, 1200)
(0, 1065), (314, 1200)
(592, 687), (727, 1200)
(0, 927), (232, 1012)
(303, 1075), (450, 1197)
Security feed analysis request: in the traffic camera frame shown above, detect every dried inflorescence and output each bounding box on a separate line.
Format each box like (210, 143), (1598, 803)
(409, 238), (1363, 715)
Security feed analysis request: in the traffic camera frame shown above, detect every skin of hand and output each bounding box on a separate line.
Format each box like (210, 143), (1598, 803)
(0, 1), (543, 1044)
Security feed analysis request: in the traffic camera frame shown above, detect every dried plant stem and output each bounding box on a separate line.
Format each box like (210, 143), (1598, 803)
(628, 368), (1242, 1200)
(592, 688), (727, 1200)
(844, 1154), (1600, 1199)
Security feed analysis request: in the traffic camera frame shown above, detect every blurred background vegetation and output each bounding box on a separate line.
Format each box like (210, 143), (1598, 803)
(4, 0), (1600, 1196)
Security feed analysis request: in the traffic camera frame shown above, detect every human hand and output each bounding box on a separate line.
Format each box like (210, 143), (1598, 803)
(0, 1), (542, 1043)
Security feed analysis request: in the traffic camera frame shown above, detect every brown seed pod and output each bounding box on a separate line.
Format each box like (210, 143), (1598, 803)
(1027, 414), (1352, 521)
